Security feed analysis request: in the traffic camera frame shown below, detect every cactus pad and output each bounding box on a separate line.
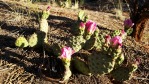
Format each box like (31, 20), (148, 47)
(15, 36), (28, 48)
(111, 30), (121, 37)
(111, 66), (132, 81)
(88, 52), (115, 75)
(73, 52), (91, 75)
(68, 36), (86, 52)
(115, 53), (124, 67)
(126, 28), (133, 35)
(78, 10), (88, 22)
(84, 29), (102, 50)
(28, 33), (38, 47)
(39, 19), (49, 34)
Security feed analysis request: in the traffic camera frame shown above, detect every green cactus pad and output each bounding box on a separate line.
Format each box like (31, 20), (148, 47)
(41, 11), (50, 19)
(78, 10), (88, 22)
(88, 52), (115, 75)
(111, 66), (132, 81)
(28, 33), (38, 47)
(84, 29), (102, 50)
(39, 19), (49, 34)
(126, 28), (133, 35)
(129, 64), (138, 72)
(68, 36), (86, 52)
(15, 36), (28, 48)
(111, 30), (121, 37)
(65, 0), (72, 8)
(83, 35), (96, 50)
(72, 51), (91, 75)
(115, 53), (124, 67)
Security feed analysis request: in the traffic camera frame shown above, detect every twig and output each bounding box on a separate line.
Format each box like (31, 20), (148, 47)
(134, 77), (149, 80)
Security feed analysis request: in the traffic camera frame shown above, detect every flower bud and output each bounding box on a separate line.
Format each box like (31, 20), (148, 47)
(105, 35), (111, 46)
(79, 22), (85, 29)
(59, 46), (75, 62)
(124, 19), (134, 28)
(46, 6), (51, 11)
(110, 36), (122, 48)
(85, 20), (97, 34)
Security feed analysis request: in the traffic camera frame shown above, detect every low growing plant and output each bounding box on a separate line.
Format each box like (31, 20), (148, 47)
(59, 46), (75, 83)
(14, 6), (139, 83)
(15, 6), (51, 48)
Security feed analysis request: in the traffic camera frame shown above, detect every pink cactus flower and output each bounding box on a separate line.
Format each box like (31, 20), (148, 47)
(124, 19), (134, 28)
(60, 46), (75, 61)
(105, 35), (111, 45)
(110, 36), (122, 47)
(85, 20), (97, 34)
(46, 6), (51, 11)
(79, 22), (85, 29)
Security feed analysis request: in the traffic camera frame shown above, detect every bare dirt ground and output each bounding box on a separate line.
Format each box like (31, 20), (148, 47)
(0, 0), (149, 84)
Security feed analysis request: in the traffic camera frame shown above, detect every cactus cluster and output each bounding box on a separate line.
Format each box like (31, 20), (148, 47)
(73, 23), (138, 82)
(73, 47), (124, 76)
(72, 30), (126, 78)
(14, 5), (138, 83)
(15, 6), (50, 48)
(69, 11), (102, 52)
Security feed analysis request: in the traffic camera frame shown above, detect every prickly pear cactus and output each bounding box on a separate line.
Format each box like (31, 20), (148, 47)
(28, 31), (46, 47)
(28, 33), (38, 47)
(83, 28), (102, 50)
(83, 35), (97, 50)
(65, 0), (72, 8)
(129, 63), (138, 73)
(78, 10), (88, 22)
(39, 6), (50, 43)
(68, 36), (86, 52)
(39, 19), (49, 35)
(15, 36), (28, 48)
(125, 28), (133, 35)
(88, 52), (115, 75)
(41, 8), (50, 20)
(115, 53), (124, 67)
(111, 66), (133, 81)
(73, 52), (91, 75)
(111, 30), (121, 37)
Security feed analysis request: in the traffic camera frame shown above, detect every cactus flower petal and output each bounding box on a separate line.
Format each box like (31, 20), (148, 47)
(105, 35), (111, 45)
(60, 46), (75, 61)
(85, 20), (97, 34)
(46, 6), (51, 11)
(124, 19), (134, 28)
(79, 22), (85, 29)
(110, 36), (122, 48)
